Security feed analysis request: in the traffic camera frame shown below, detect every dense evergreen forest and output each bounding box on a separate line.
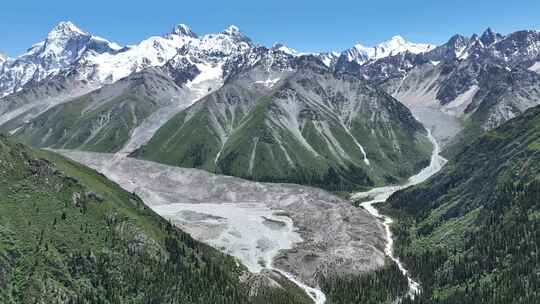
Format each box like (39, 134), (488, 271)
(320, 260), (409, 304)
(393, 181), (540, 304)
(385, 105), (540, 304)
(0, 135), (311, 304)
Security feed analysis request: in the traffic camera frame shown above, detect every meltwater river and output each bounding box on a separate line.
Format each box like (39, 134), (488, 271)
(351, 131), (446, 299)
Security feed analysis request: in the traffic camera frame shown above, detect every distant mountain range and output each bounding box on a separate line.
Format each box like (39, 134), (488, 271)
(345, 28), (540, 150)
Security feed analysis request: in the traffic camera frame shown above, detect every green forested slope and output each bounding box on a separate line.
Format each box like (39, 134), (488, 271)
(0, 134), (311, 304)
(320, 260), (409, 304)
(386, 105), (540, 303)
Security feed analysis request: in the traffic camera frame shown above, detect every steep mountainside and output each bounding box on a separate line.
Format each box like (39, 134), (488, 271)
(0, 71), (97, 128)
(0, 22), (256, 147)
(0, 21), (121, 98)
(384, 105), (540, 303)
(0, 134), (313, 304)
(4, 22), (540, 158)
(133, 57), (432, 191)
(6, 68), (192, 152)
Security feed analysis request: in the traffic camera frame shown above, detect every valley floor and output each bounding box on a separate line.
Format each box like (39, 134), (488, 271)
(56, 149), (387, 303)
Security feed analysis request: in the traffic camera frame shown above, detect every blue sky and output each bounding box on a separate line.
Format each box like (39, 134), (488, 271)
(1, 0), (539, 57)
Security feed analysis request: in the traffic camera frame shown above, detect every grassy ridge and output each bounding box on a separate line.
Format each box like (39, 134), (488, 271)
(11, 92), (155, 153)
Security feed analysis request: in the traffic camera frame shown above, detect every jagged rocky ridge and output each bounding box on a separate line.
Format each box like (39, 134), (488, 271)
(6, 67), (191, 152)
(2, 22), (540, 182)
(337, 28), (540, 149)
(0, 21), (255, 147)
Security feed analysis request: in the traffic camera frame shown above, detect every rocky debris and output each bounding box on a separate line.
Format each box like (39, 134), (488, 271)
(57, 149), (387, 290)
(71, 192), (81, 207)
(244, 269), (284, 297)
(114, 221), (162, 258)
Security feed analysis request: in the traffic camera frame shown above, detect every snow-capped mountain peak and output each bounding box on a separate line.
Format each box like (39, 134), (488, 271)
(40, 21), (92, 59)
(0, 53), (7, 64)
(359, 35), (433, 58)
(171, 24), (198, 38)
(271, 43), (299, 56)
(48, 21), (88, 38)
(389, 35), (406, 44)
(0, 20), (260, 100)
(216, 25), (252, 45)
(0, 21), (123, 97)
(223, 25), (241, 35)
(344, 35), (434, 65)
(28, 21), (121, 60)
(269, 43), (341, 68)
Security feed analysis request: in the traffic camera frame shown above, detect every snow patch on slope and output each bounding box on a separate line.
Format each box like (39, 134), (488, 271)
(272, 43), (300, 56)
(120, 65), (225, 154)
(254, 77), (281, 87)
(529, 61), (540, 73)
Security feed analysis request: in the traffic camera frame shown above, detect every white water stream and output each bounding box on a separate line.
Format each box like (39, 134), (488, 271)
(271, 268), (327, 304)
(351, 130), (447, 299)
